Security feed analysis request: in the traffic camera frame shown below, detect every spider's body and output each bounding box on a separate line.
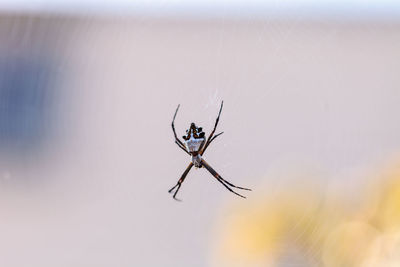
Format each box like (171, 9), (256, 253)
(183, 123), (205, 167)
(169, 101), (251, 200)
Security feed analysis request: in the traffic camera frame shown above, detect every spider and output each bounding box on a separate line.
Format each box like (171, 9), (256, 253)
(168, 101), (251, 201)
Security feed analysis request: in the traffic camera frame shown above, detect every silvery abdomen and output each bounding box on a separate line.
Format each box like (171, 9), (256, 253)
(185, 136), (205, 153)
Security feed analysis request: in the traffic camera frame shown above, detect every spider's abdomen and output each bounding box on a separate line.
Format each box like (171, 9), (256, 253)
(191, 154), (202, 167)
(185, 136), (205, 153)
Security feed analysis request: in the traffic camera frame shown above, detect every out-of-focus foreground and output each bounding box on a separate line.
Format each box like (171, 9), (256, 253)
(0, 10), (399, 267)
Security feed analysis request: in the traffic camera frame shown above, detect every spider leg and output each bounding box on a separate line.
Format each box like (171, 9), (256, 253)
(201, 132), (223, 155)
(171, 104), (186, 150)
(210, 131), (224, 142)
(168, 162), (194, 201)
(175, 141), (190, 155)
(201, 101), (224, 155)
(201, 159), (250, 198)
(202, 158), (251, 191)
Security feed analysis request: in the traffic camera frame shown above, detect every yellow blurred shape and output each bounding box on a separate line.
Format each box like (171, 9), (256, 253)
(362, 232), (400, 267)
(375, 166), (400, 233)
(217, 204), (284, 266)
(212, 162), (400, 267)
(322, 221), (379, 267)
(214, 183), (325, 267)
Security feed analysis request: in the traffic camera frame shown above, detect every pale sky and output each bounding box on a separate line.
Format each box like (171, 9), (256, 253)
(1, 0), (400, 19)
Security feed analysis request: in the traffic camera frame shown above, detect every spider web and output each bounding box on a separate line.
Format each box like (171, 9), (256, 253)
(165, 4), (400, 266)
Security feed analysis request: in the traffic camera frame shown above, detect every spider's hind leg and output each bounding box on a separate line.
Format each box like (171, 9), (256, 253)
(168, 162), (194, 201)
(200, 159), (251, 198)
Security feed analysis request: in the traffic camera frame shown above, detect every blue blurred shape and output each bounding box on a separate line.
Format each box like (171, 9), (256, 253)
(0, 57), (53, 151)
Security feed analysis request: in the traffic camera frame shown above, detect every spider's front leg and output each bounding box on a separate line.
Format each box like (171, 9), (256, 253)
(171, 104), (190, 155)
(201, 101), (224, 155)
(200, 131), (223, 156)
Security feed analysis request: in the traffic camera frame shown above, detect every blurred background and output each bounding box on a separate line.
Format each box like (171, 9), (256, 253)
(0, 1), (400, 266)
